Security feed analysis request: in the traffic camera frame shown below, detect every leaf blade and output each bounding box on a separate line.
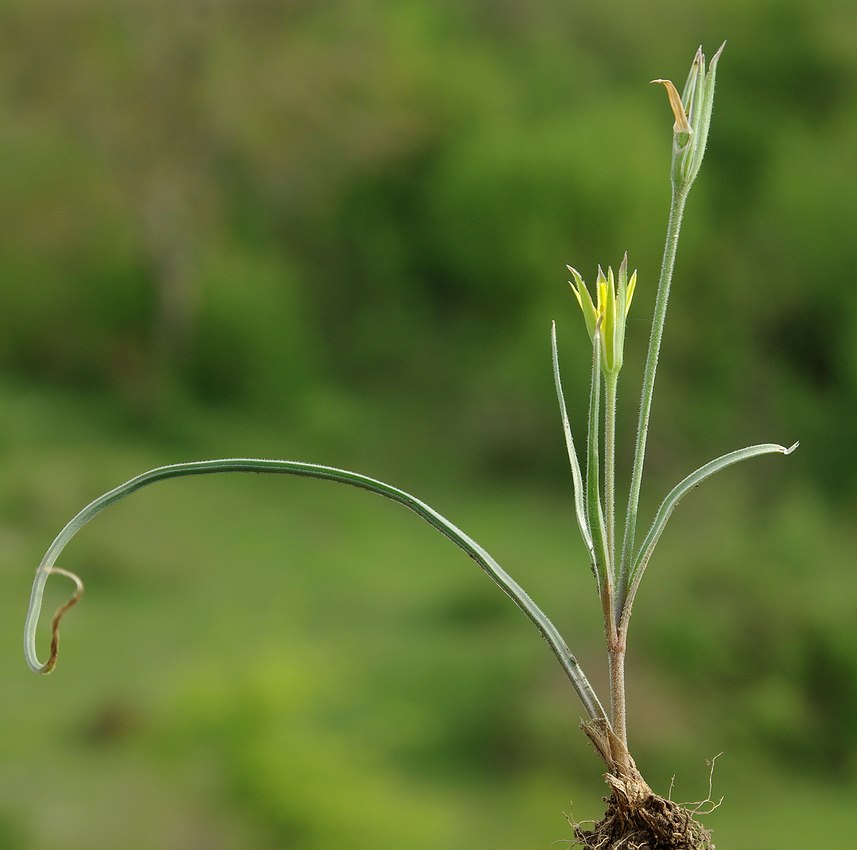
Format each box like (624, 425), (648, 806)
(23, 457), (609, 722)
(621, 441), (797, 618)
(551, 324), (595, 567)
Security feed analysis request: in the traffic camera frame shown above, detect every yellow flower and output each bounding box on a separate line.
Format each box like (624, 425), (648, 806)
(567, 254), (637, 376)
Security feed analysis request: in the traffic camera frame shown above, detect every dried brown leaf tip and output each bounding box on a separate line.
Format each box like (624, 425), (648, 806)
(43, 567), (84, 674)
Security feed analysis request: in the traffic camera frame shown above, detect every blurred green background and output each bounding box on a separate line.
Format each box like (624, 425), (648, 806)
(1, 0), (856, 847)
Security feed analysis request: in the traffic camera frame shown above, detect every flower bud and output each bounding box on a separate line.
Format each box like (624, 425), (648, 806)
(653, 42), (725, 191)
(568, 254), (637, 377)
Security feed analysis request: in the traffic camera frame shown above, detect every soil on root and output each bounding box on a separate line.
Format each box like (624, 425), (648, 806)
(572, 791), (715, 850)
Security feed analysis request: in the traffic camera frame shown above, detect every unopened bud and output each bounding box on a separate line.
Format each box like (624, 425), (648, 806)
(653, 43), (725, 191)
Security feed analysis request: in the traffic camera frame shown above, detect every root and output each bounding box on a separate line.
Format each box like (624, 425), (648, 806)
(569, 731), (717, 850)
(570, 789), (715, 849)
(680, 754), (723, 817)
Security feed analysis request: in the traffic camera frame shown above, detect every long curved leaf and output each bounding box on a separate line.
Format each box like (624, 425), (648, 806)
(620, 441), (798, 619)
(23, 458), (608, 723)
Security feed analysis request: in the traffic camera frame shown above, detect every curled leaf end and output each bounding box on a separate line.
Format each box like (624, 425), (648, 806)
(42, 568), (84, 675)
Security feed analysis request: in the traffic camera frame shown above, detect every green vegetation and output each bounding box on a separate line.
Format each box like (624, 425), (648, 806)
(3, 1), (857, 847)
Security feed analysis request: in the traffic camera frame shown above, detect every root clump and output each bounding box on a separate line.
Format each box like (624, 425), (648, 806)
(575, 721), (716, 849)
(573, 789), (715, 850)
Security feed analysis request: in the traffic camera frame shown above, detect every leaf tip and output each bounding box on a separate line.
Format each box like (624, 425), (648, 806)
(42, 567), (84, 675)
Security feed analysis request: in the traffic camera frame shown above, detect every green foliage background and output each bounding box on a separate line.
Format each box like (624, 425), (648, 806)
(1, 1), (855, 847)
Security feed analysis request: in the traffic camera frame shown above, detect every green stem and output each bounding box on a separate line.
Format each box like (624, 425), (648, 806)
(603, 374), (627, 762)
(604, 374), (618, 574)
(586, 333), (611, 608)
(617, 186), (689, 617)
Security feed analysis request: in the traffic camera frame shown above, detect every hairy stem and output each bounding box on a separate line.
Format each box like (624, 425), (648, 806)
(603, 372), (628, 763)
(618, 186), (688, 616)
(586, 331), (612, 610)
(604, 374), (618, 570)
(608, 635), (631, 774)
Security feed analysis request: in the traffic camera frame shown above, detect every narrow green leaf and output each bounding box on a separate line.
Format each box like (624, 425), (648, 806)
(23, 457), (609, 722)
(550, 323), (595, 569)
(622, 441), (797, 617)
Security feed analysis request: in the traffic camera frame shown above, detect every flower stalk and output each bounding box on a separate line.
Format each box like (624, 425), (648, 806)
(616, 186), (687, 615)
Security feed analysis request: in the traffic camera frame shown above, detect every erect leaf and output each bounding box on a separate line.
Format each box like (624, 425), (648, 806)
(23, 457), (608, 722)
(550, 323), (594, 565)
(620, 441), (798, 617)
